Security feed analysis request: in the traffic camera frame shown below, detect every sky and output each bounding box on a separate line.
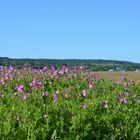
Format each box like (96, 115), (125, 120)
(0, 0), (140, 63)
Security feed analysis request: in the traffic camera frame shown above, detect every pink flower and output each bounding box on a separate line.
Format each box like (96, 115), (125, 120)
(43, 92), (49, 96)
(88, 83), (93, 88)
(58, 70), (64, 75)
(55, 90), (59, 95)
(53, 70), (58, 76)
(80, 66), (84, 70)
(16, 85), (24, 93)
(64, 68), (69, 73)
(38, 82), (42, 85)
(82, 90), (86, 97)
(43, 66), (47, 71)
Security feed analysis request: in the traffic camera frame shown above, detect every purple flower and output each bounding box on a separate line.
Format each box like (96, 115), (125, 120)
(88, 83), (93, 88)
(118, 97), (128, 104)
(43, 66), (47, 71)
(22, 94), (28, 100)
(9, 66), (14, 71)
(123, 98), (128, 104)
(104, 104), (108, 108)
(104, 103), (108, 109)
(0, 66), (3, 70)
(53, 70), (58, 76)
(50, 65), (55, 70)
(38, 82), (42, 85)
(80, 66), (84, 70)
(64, 68), (69, 73)
(82, 90), (86, 97)
(43, 92), (49, 96)
(82, 104), (86, 109)
(53, 94), (58, 103)
(30, 78), (41, 87)
(0, 78), (4, 83)
(33, 69), (37, 73)
(16, 85), (24, 93)
(119, 97), (124, 102)
(63, 77), (68, 81)
(58, 70), (64, 75)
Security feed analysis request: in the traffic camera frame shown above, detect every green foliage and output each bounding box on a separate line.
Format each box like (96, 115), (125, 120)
(0, 57), (140, 71)
(0, 66), (140, 139)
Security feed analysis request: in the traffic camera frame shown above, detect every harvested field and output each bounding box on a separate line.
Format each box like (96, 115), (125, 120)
(94, 72), (140, 84)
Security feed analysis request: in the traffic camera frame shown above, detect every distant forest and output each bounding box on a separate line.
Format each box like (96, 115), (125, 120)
(0, 57), (140, 71)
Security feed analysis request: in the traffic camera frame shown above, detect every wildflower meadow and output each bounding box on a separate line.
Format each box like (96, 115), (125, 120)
(0, 65), (140, 140)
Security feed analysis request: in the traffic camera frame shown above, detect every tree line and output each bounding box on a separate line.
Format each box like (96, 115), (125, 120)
(0, 57), (140, 71)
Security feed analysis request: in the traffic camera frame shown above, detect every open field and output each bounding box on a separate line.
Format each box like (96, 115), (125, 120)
(1, 66), (140, 139)
(94, 72), (140, 84)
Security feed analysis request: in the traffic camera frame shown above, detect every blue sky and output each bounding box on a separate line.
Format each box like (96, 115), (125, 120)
(0, 0), (140, 63)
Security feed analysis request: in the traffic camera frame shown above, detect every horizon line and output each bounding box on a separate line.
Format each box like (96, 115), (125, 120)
(0, 56), (140, 64)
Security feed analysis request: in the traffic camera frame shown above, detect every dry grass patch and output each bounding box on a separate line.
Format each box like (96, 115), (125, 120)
(94, 72), (140, 84)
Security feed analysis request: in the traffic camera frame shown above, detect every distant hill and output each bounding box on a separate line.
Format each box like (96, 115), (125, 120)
(0, 57), (140, 71)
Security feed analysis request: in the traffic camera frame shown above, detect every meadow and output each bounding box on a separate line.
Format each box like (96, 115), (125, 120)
(0, 66), (140, 140)
(94, 72), (140, 84)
